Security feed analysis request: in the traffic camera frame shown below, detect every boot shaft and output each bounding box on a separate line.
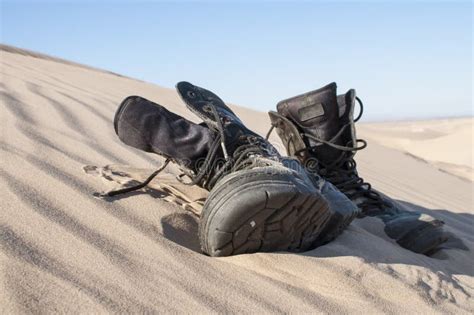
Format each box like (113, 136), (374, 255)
(275, 82), (358, 165)
(114, 95), (214, 171)
(115, 82), (281, 190)
(271, 83), (372, 211)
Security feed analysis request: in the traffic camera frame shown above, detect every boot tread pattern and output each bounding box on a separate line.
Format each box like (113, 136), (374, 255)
(207, 188), (331, 256)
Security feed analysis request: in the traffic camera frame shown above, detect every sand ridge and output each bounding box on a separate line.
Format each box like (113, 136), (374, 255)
(1, 46), (473, 313)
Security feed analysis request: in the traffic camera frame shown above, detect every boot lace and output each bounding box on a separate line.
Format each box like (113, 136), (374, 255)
(305, 98), (390, 214)
(180, 102), (274, 190)
(103, 101), (271, 196)
(268, 97), (389, 215)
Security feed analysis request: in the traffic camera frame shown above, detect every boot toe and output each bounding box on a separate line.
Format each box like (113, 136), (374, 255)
(384, 213), (448, 256)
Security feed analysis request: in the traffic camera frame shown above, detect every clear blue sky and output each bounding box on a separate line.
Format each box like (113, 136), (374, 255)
(1, 1), (472, 121)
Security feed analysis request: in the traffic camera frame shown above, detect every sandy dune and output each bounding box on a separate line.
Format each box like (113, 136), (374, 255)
(1, 45), (473, 313)
(359, 119), (473, 181)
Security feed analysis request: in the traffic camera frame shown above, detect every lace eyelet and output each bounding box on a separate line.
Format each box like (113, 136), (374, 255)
(221, 116), (230, 124)
(187, 91), (196, 98)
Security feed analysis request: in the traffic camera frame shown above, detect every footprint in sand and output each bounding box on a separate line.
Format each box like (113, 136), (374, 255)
(83, 164), (208, 217)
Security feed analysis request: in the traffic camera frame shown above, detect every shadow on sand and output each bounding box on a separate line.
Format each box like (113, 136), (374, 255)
(301, 200), (472, 277)
(98, 186), (203, 253)
(102, 182), (472, 278)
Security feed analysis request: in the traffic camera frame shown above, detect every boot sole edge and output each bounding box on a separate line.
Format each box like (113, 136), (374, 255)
(199, 169), (332, 257)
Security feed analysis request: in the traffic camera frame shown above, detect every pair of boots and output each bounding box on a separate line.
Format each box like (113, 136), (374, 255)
(113, 81), (448, 257)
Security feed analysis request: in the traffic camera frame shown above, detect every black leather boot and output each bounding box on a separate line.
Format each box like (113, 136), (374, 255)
(268, 82), (449, 256)
(114, 82), (356, 256)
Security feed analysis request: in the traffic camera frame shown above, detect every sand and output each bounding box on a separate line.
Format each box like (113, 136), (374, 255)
(359, 119), (473, 181)
(1, 45), (473, 313)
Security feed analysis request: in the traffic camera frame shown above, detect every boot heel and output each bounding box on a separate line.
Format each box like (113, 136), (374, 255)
(313, 205), (360, 247)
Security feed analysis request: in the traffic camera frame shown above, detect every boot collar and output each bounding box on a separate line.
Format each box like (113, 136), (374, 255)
(276, 82), (338, 130)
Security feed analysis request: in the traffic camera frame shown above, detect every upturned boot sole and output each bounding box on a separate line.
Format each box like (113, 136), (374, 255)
(199, 167), (332, 257)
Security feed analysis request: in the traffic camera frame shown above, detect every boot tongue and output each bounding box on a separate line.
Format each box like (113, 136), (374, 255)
(177, 81), (277, 158)
(337, 89), (358, 150)
(276, 82), (344, 164)
(176, 81), (243, 128)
